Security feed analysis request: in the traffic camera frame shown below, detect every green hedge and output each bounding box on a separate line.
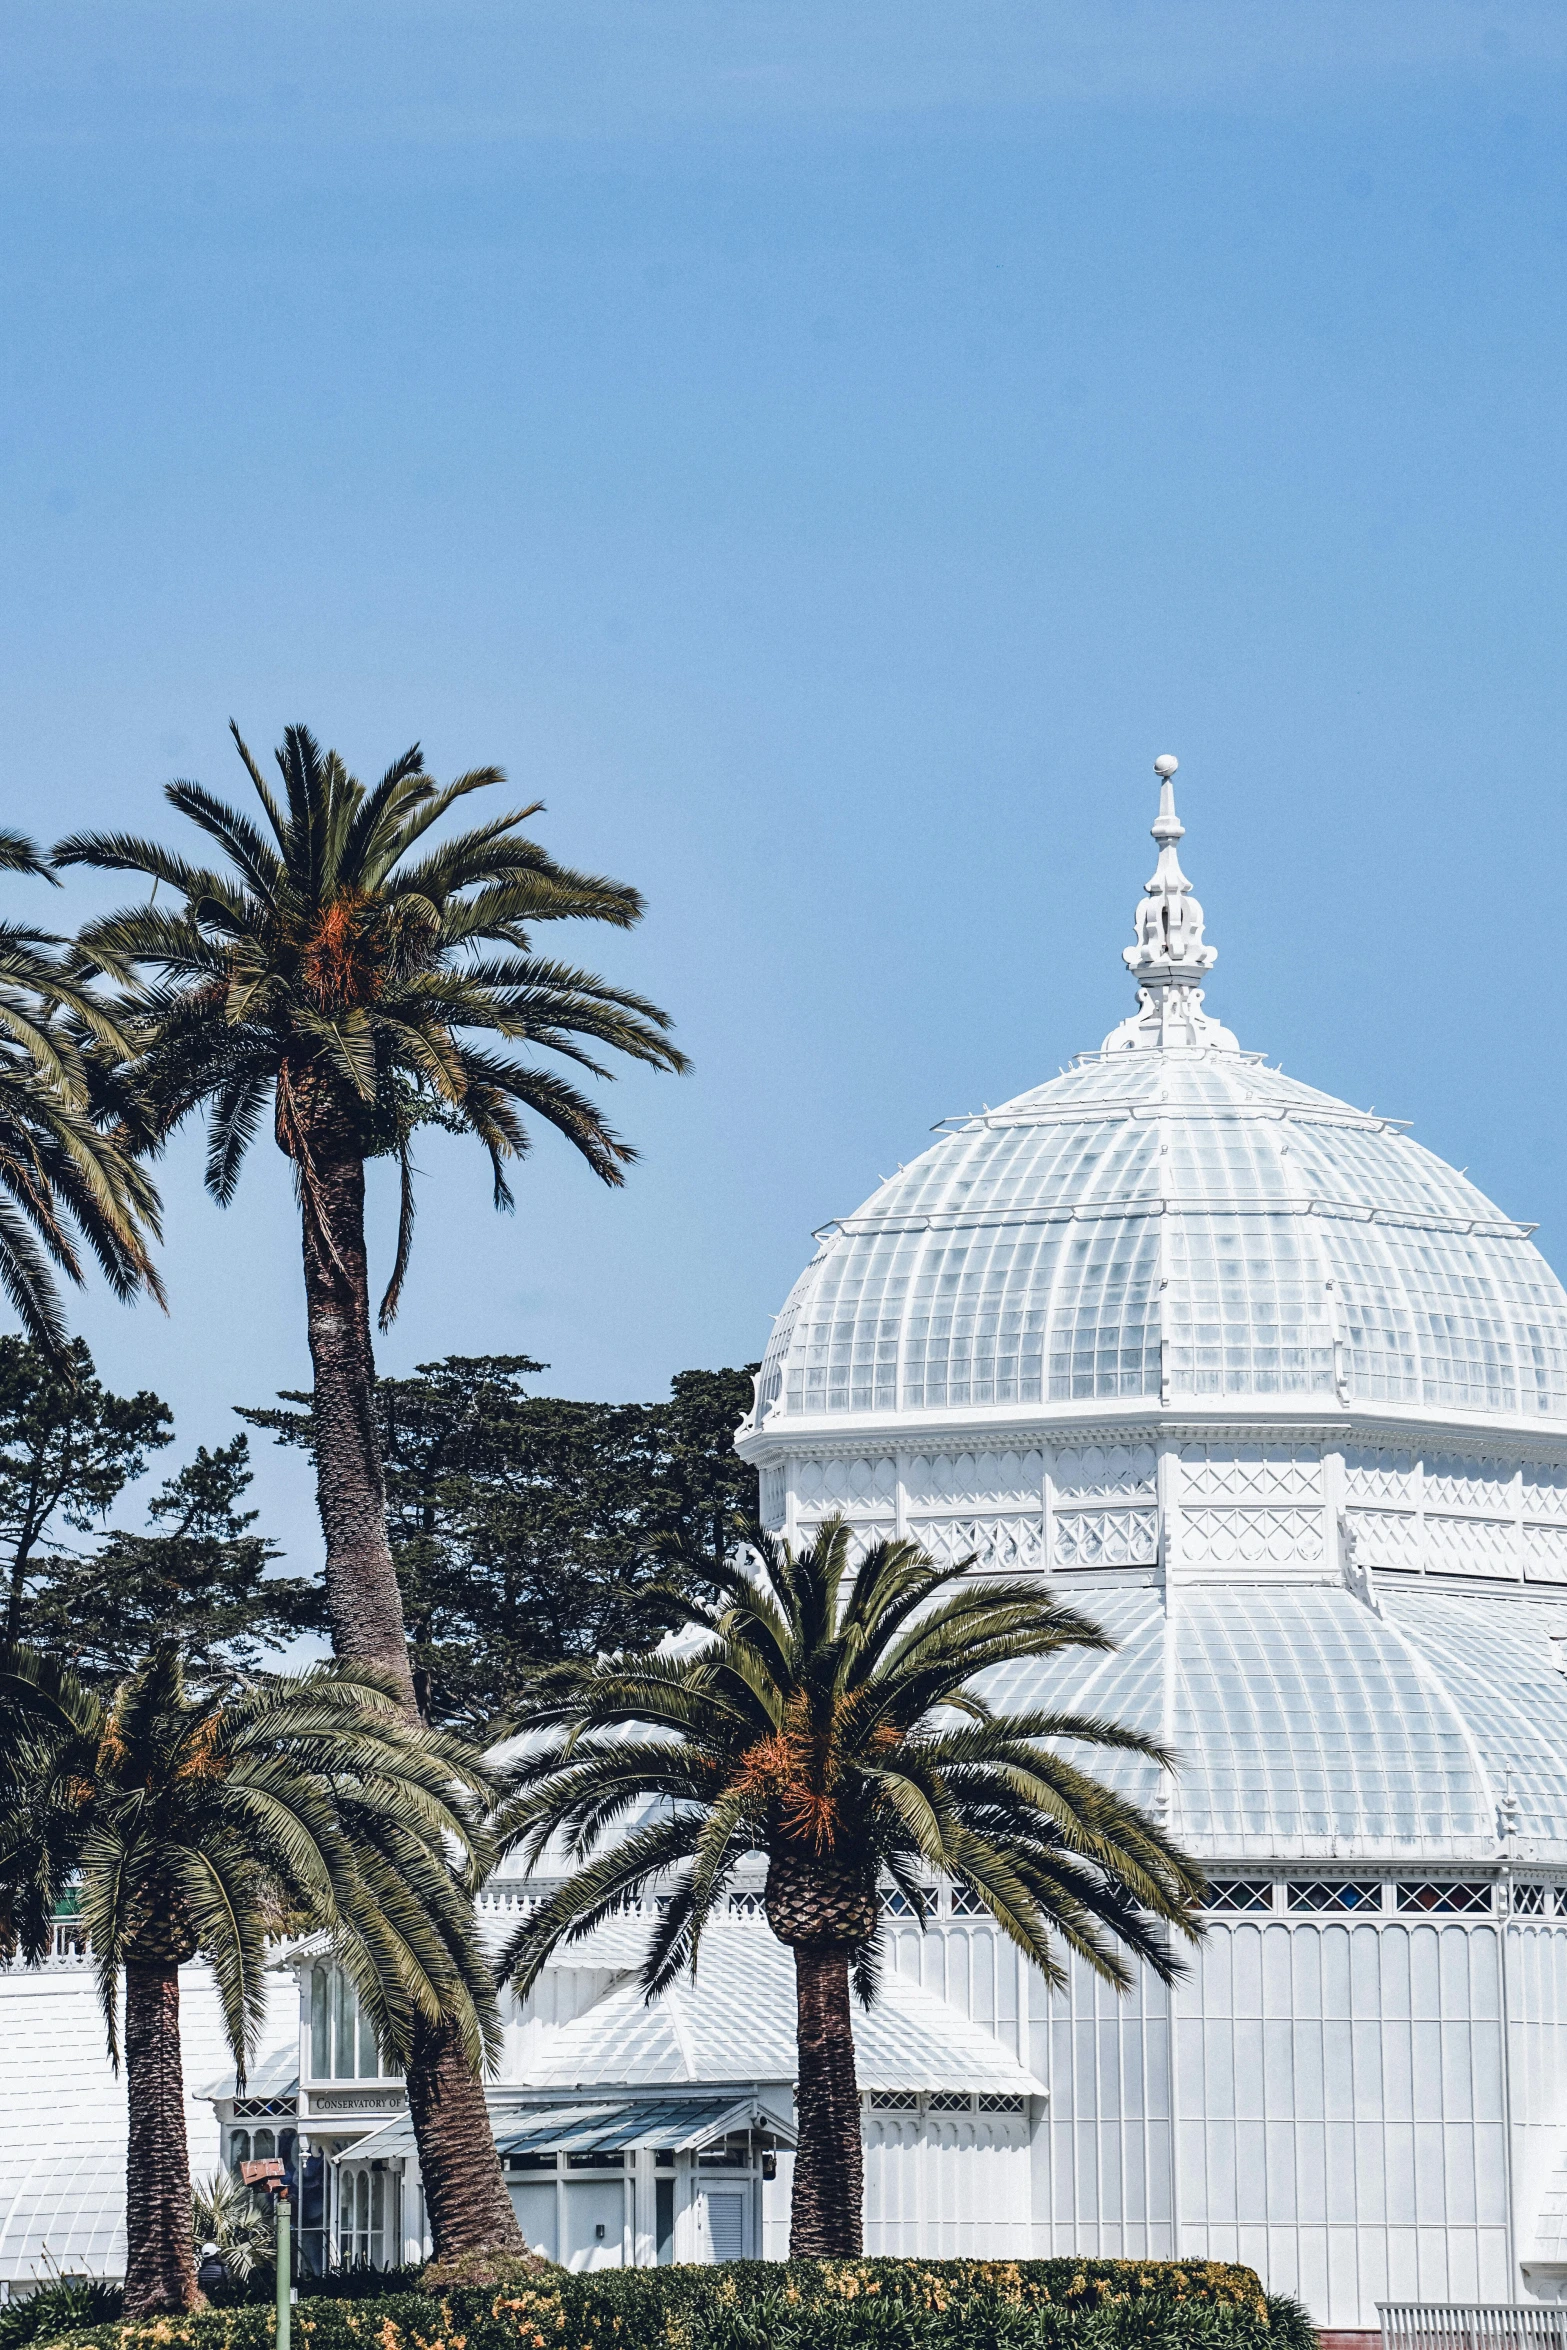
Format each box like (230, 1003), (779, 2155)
(30, 2259), (1313, 2350)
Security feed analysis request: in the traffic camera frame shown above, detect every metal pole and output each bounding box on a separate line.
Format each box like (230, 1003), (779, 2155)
(276, 2191), (291, 2350)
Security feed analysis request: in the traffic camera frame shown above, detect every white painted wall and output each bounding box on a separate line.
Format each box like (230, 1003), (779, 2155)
(864, 2112), (1033, 2257)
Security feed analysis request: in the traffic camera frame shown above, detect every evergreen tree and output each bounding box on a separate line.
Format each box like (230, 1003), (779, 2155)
(27, 1435), (322, 1683)
(0, 1336), (172, 1648)
(242, 1359), (759, 1731)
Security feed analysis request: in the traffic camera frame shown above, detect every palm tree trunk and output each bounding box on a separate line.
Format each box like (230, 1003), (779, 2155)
(407, 2009), (528, 2256)
(298, 1137), (416, 1704)
(123, 1960), (199, 2316)
(789, 1943), (863, 2257)
(295, 1109), (523, 2261)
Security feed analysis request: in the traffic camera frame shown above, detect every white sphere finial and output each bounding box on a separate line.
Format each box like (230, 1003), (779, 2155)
(1153, 754), (1179, 777)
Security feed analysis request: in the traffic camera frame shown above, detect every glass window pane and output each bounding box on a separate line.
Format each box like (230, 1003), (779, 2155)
(310, 1968), (328, 2080)
(334, 1971), (356, 2078)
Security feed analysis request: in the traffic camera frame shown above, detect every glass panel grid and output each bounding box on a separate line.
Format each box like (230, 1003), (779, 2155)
(1395, 1879), (1496, 1914)
(1286, 1880), (1386, 1912)
(1174, 1590), (1490, 1843)
(756, 1046), (1567, 1420)
(1202, 1879), (1275, 1914)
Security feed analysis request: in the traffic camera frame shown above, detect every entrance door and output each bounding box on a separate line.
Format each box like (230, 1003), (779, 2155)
(562, 2178), (625, 2270)
(700, 2186), (748, 2263)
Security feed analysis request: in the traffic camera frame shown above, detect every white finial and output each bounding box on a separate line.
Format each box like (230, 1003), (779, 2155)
(1101, 755), (1239, 1055)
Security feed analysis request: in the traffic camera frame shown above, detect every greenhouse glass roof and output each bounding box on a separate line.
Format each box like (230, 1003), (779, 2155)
(754, 770), (1567, 1428)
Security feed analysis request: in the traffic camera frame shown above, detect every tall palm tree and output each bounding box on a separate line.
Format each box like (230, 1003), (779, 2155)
(0, 831), (161, 1350)
(55, 723), (686, 2253)
(494, 1518), (1205, 2257)
(0, 1644), (498, 2316)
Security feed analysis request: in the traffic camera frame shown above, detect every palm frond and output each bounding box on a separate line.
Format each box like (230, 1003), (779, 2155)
(493, 1520), (1204, 2027)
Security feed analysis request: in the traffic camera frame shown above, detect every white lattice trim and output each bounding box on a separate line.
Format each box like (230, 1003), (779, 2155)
(1524, 1523), (1567, 1582)
(907, 1516), (1047, 1572)
(1053, 1442), (1156, 1502)
(1525, 1465), (1567, 1519)
(794, 1457), (897, 1512)
(1052, 1507), (1157, 1568)
(1180, 1506), (1325, 1568)
(1345, 1508), (1422, 1570)
(1178, 1443), (1322, 1501)
(1424, 1514), (1518, 1575)
(904, 1449), (1043, 1506)
(1344, 1446), (1417, 1504)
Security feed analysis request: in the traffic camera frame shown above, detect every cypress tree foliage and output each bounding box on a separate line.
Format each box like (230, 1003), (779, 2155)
(242, 1359), (759, 1732)
(27, 1434), (322, 1684)
(0, 1335), (173, 1650)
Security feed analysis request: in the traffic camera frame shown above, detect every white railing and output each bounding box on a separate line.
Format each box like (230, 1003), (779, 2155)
(1381, 2306), (1567, 2350)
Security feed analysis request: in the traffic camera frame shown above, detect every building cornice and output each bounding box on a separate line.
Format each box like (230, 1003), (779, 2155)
(738, 1398), (1567, 1467)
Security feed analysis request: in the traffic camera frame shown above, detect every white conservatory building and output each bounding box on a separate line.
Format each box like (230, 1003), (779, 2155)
(11, 756), (1567, 2335)
(733, 757), (1567, 2325)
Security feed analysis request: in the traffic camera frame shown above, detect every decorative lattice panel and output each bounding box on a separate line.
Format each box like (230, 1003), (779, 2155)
(1345, 1508), (1422, 1571)
(1053, 1442), (1156, 1501)
(1052, 1508), (1157, 1568)
(1179, 1443), (1322, 1501)
(1423, 1515), (1517, 1576)
(909, 1516), (1047, 1573)
(905, 1449), (1043, 1506)
(1180, 1506), (1325, 1569)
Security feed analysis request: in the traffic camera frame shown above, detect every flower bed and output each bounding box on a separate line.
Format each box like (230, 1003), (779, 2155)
(25, 2259), (1312, 2350)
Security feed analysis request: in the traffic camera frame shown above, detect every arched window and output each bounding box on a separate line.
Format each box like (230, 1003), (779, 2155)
(336, 2164), (394, 2267)
(229, 2128), (251, 2174)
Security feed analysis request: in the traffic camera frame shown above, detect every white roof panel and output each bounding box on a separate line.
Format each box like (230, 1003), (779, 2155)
(519, 1922), (1040, 2095)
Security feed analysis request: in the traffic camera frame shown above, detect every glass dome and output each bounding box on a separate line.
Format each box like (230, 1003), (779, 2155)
(756, 773), (1567, 1433)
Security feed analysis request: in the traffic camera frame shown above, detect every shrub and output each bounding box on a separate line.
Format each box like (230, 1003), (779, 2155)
(27, 2257), (1299, 2350)
(0, 2280), (123, 2350)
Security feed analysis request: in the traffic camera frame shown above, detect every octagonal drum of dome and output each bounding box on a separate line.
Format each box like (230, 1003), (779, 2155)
(735, 761), (1567, 2325)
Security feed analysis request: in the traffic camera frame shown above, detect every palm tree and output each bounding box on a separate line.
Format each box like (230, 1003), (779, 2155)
(191, 2168), (274, 2282)
(494, 1519), (1205, 2258)
(0, 1644), (498, 2316)
(0, 831), (161, 1350)
(54, 723), (686, 2253)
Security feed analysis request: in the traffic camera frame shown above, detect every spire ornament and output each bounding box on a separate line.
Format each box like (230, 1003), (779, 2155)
(1102, 755), (1239, 1054)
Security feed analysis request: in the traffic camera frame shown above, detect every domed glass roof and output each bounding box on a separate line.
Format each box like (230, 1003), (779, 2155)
(980, 1581), (1567, 1856)
(757, 770), (1567, 1429)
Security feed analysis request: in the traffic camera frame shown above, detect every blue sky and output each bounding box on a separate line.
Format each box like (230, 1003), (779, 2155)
(4, 2), (1567, 1561)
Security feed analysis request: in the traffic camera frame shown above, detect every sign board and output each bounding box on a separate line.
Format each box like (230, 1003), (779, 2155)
(241, 2159), (285, 2185)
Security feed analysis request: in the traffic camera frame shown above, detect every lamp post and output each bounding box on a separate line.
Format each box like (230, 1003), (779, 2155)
(275, 2186), (291, 2350)
(241, 2157), (291, 2350)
